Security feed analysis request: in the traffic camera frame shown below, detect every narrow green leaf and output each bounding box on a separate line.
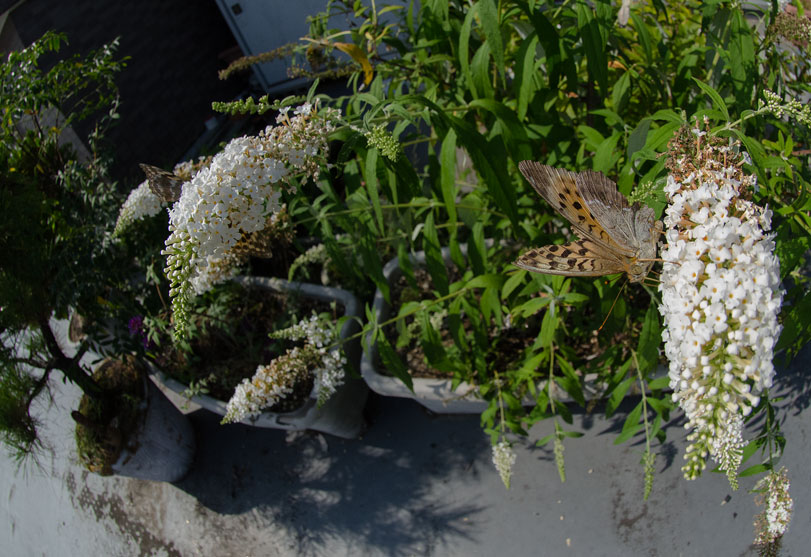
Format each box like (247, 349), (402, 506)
(693, 78), (729, 121)
(557, 358), (585, 406)
(377, 334), (412, 390)
(593, 132), (621, 173)
(466, 273), (505, 290)
(515, 32), (540, 120)
(738, 464), (769, 478)
(577, 2), (608, 96)
(468, 221), (487, 275)
(459, 4), (478, 97)
(502, 270), (526, 300)
(606, 376), (633, 417)
(539, 303), (557, 348)
(636, 306), (661, 375)
(422, 212), (449, 296)
(440, 128), (458, 231)
(611, 72), (631, 114)
(614, 401), (643, 444)
(478, 0), (504, 79)
(514, 296), (549, 318)
(365, 148), (384, 234)
(627, 118), (652, 161)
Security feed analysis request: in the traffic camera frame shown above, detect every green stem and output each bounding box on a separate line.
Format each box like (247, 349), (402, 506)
(632, 350), (652, 458)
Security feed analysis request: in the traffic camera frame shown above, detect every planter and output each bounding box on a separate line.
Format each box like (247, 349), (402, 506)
(361, 248), (667, 414)
(75, 357), (195, 482)
(361, 247), (488, 414)
(112, 377), (196, 482)
(148, 276), (368, 439)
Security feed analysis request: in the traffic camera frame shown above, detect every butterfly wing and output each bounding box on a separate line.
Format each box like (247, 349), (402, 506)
(517, 161), (621, 252)
(139, 163), (184, 203)
(514, 239), (627, 277)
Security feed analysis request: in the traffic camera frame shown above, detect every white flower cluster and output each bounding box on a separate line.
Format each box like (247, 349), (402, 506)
(162, 102), (340, 338)
(114, 180), (165, 235)
(492, 440), (517, 489)
(223, 313), (346, 423)
(754, 467), (793, 548)
(223, 345), (314, 424)
(659, 129), (784, 484)
(271, 313), (347, 406)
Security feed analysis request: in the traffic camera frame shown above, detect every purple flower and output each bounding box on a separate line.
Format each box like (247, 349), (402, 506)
(127, 316), (152, 349)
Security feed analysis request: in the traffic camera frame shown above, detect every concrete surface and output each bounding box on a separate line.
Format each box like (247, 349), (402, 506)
(1, 333), (809, 556)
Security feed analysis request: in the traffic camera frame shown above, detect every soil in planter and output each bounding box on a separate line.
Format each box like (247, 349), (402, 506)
(74, 357), (144, 476)
(151, 281), (337, 413)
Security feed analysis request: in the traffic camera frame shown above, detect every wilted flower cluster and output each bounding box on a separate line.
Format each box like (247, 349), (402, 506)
(659, 124), (784, 485)
(754, 467), (793, 551)
(492, 440), (517, 489)
(223, 313), (346, 423)
(162, 102), (340, 338)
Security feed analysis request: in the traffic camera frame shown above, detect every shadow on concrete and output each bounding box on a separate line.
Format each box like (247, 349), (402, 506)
(173, 393), (485, 556)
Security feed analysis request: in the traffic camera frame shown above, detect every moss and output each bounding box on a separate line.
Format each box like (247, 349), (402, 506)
(74, 357), (144, 476)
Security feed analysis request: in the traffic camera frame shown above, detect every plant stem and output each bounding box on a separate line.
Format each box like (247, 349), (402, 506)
(37, 316), (102, 398)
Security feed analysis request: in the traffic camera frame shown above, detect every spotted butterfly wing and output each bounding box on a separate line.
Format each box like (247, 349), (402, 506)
(515, 161), (660, 283)
(139, 163), (184, 203)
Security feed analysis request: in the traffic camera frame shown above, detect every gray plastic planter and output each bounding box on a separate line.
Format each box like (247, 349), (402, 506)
(148, 276), (368, 439)
(361, 248), (667, 414)
(361, 248), (488, 414)
(111, 377), (195, 482)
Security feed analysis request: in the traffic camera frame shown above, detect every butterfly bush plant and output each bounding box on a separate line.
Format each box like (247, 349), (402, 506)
(212, 0), (809, 551)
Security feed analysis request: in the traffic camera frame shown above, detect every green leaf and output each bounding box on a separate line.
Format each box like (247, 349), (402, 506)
(466, 273), (505, 290)
(606, 376), (633, 417)
(365, 148), (384, 234)
(630, 13), (653, 65)
(514, 296), (549, 318)
(557, 358), (585, 406)
(502, 270), (526, 300)
(440, 128), (458, 231)
(647, 376), (670, 391)
(636, 306), (661, 375)
(539, 302), (557, 348)
(614, 401), (643, 444)
(515, 32), (540, 120)
(477, 0), (504, 79)
(422, 212), (449, 296)
(593, 132), (621, 173)
(468, 221), (487, 275)
(693, 78), (729, 121)
(738, 464), (769, 478)
(611, 71), (631, 114)
(458, 4), (478, 96)
(377, 334), (412, 390)
(627, 118), (652, 161)
(577, 2), (608, 97)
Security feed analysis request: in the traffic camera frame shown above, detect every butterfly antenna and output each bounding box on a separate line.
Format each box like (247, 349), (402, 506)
(642, 276), (661, 287)
(598, 279), (627, 332)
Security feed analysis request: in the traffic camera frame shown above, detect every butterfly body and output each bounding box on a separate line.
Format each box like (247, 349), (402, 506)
(515, 162), (661, 283)
(139, 163), (184, 203)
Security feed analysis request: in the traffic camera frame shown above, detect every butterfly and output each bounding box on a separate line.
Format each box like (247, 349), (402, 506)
(514, 161), (662, 283)
(139, 163), (184, 203)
